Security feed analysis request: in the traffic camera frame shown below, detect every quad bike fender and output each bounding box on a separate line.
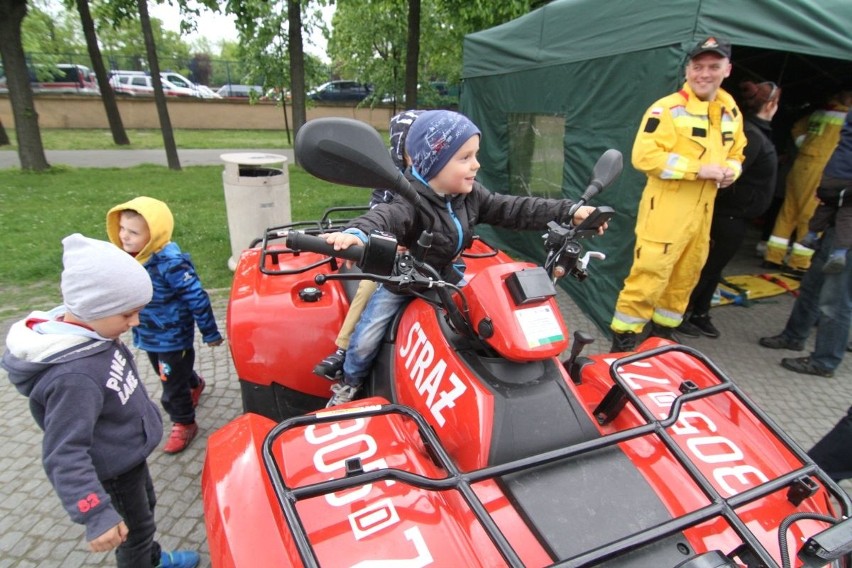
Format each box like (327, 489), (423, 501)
(229, 246), (350, 398)
(574, 339), (841, 560)
(203, 412), (298, 568)
(392, 293), (596, 473)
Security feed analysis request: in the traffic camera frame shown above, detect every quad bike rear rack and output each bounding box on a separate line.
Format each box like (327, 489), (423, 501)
(261, 326), (852, 568)
(256, 207), (370, 276)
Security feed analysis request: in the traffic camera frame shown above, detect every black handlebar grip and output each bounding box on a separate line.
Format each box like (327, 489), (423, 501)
(286, 231), (365, 264)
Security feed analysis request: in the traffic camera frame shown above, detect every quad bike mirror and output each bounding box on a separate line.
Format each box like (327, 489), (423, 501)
(295, 117), (421, 206)
(592, 149), (623, 189)
(579, 148), (623, 203)
(567, 148), (623, 219)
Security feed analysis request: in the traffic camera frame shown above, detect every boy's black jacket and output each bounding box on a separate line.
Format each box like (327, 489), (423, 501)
(349, 172), (578, 284)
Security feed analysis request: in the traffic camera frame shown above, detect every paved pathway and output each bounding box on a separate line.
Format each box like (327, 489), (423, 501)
(0, 148), (294, 169)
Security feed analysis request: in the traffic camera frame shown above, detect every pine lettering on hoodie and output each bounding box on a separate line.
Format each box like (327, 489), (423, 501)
(105, 349), (138, 405)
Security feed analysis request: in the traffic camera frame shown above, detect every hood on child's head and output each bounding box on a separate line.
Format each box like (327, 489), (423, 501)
(61, 233), (153, 321)
(106, 196), (174, 265)
(389, 109), (424, 169)
(405, 110), (481, 181)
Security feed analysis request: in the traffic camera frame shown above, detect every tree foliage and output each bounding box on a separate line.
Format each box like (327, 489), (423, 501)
(227, 0), (327, 89)
(91, 1), (193, 73)
(5, 0), (544, 168)
(23, 1), (84, 56)
(226, 0), (329, 140)
(328, 0), (534, 109)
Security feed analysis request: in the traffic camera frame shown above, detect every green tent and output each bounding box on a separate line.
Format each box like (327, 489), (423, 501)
(460, 0), (852, 334)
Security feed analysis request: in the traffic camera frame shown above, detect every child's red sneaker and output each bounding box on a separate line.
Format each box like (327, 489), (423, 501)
(190, 376), (206, 408)
(163, 422), (198, 454)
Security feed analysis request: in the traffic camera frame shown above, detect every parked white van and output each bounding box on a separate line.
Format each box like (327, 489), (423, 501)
(160, 71), (218, 98)
(110, 73), (196, 97)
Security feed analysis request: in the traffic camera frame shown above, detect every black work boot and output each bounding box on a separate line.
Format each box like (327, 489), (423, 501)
(610, 331), (637, 353)
(649, 322), (678, 342)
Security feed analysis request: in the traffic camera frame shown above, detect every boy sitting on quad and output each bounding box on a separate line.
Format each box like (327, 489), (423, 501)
(315, 110), (607, 407)
(313, 109), (422, 381)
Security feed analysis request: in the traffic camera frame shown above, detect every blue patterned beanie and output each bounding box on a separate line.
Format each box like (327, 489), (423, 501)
(405, 110), (481, 181)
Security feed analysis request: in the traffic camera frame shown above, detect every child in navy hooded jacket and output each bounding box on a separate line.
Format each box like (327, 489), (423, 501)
(1, 234), (199, 568)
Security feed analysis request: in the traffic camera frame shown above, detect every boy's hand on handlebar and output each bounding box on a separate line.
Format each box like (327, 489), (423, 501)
(321, 232), (364, 268)
(572, 206), (609, 235)
(321, 232), (364, 251)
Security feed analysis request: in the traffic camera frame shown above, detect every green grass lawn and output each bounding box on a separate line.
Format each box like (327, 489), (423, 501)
(0, 162), (376, 318)
(0, 127), (391, 317)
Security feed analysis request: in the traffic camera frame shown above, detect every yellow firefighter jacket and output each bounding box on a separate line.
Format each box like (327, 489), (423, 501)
(612, 83), (746, 332)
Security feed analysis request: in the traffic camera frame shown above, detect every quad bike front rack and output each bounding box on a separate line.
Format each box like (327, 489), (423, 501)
(260, 338), (852, 568)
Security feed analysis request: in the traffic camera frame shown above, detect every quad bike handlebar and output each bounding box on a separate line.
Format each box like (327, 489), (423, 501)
(285, 230), (365, 265)
(284, 228), (475, 337)
(290, 117), (623, 336)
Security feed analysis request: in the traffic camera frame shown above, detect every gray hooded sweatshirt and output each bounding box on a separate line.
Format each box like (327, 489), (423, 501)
(1, 307), (163, 541)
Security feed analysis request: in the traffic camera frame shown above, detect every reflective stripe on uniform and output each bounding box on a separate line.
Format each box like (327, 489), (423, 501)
(661, 154), (689, 179)
(652, 308), (683, 328)
(611, 312), (647, 333)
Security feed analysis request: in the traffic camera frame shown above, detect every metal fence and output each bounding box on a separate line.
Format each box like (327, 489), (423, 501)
(12, 52), (255, 91)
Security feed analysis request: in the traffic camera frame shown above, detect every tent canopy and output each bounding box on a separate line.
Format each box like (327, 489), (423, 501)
(461, 0), (852, 333)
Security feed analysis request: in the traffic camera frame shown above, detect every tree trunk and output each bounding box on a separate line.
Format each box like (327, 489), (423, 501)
(287, 0), (307, 149)
(0, 0), (49, 170)
(137, 0), (180, 170)
(404, 0), (420, 109)
(76, 0), (130, 145)
(0, 119), (10, 146)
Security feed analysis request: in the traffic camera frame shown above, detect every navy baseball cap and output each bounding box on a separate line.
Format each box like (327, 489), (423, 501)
(689, 36), (732, 59)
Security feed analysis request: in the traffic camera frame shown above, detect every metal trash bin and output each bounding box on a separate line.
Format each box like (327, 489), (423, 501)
(221, 152), (291, 270)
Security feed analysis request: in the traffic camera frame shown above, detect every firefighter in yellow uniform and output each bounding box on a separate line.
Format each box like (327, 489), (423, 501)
(763, 91), (852, 272)
(610, 37), (746, 352)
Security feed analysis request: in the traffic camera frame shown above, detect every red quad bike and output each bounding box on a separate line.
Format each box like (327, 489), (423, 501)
(202, 117), (852, 568)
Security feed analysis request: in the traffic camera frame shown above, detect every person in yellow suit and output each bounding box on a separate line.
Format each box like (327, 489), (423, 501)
(763, 89), (852, 273)
(610, 37), (746, 352)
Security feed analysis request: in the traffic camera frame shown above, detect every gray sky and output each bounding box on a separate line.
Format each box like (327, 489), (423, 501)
(148, 1), (333, 60)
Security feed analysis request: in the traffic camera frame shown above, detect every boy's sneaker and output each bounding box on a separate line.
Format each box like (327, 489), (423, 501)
(326, 382), (360, 408)
(163, 422), (199, 454)
(190, 376), (206, 408)
(822, 251), (847, 274)
(313, 349), (346, 381)
(159, 550), (200, 568)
